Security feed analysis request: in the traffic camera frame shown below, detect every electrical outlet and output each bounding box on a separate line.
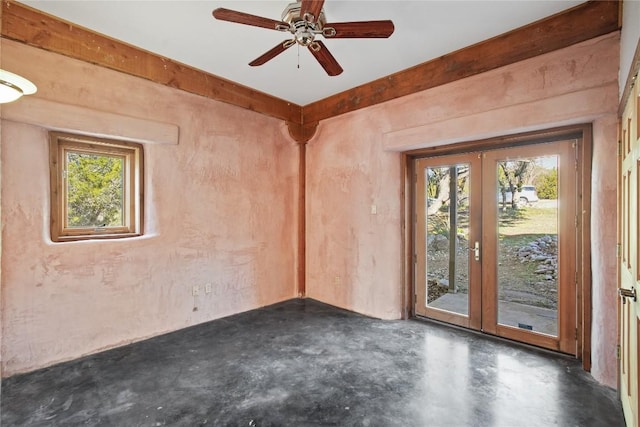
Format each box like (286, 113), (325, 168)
(334, 276), (341, 285)
(205, 283), (212, 294)
(192, 285), (200, 296)
(370, 204), (377, 215)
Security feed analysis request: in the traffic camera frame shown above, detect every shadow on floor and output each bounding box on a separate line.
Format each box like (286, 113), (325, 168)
(1, 299), (625, 426)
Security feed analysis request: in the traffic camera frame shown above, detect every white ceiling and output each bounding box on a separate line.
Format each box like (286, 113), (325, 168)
(21, 1), (585, 106)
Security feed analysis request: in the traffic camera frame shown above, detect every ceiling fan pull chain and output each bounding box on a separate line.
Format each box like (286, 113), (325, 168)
(297, 43), (300, 69)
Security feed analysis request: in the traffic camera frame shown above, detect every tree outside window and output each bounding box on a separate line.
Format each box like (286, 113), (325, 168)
(49, 133), (143, 242)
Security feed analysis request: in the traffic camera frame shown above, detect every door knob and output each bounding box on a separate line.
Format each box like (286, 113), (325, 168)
(473, 241), (480, 262)
(619, 287), (637, 302)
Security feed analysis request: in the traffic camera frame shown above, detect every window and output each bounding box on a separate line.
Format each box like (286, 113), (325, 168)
(49, 132), (144, 242)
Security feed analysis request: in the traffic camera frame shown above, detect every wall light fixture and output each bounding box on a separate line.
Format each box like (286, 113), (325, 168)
(0, 69), (37, 103)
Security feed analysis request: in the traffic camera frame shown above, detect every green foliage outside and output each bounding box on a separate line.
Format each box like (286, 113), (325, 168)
(66, 152), (124, 227)
(535, 168), (558, 199)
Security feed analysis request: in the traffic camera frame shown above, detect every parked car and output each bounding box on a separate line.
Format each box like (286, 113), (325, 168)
(499, 185), (539, 206)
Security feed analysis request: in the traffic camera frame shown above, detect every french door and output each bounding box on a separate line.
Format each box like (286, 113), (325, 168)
(414, 139), (578, 354)
(619, 77), (639, 427)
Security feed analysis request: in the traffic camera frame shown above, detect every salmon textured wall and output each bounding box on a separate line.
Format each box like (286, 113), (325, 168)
(305, 114), (403, 320)
(0, 41), (298, 376)
(306, 33), (620, 387)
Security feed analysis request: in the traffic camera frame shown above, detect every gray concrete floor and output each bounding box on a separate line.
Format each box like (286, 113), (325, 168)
(0, 299), (625, 426)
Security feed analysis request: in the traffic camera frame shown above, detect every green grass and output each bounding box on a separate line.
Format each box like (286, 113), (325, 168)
(499, 206), (558, 236)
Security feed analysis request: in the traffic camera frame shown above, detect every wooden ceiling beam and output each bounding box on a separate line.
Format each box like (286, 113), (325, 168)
(302, 0), (621, 124)
(0, 1), (303, 125)
(0, 1), (621, 143)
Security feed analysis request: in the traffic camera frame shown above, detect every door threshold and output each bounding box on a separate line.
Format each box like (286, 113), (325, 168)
(412, 314), (579, 361)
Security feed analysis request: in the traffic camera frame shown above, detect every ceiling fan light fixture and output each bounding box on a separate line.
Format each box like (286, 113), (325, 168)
(0, 69), (37, 104)
(295, 26), (316, 46)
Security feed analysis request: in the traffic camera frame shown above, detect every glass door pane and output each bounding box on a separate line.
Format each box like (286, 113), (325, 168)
(425, 164), (470, 317)
(496, 156), (559, 336)
(482, 139), (576, 353)
(415, 138), (578, 354)
(415, 152), (482, 329)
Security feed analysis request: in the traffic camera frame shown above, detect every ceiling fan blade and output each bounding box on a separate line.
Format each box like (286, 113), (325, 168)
(308, 41), (343, 76)
(300, 0), (325, 23)
(249, 40), (295, 66)
(212, 8), (288, 31)
(323, 21), (395, 38)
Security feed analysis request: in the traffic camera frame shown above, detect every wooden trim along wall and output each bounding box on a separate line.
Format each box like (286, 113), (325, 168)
(0, 1), (302, 126)
(580, 125), (594, 372)
(302, 0), (621, 124)
(297, 142), (307, 297)
(1, 0), (621, 143)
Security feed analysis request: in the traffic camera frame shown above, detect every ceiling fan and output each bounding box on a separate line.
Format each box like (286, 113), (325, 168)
(212, 0), (395, 76)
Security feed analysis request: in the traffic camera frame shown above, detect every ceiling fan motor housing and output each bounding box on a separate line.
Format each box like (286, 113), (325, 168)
(281, 2), (326, 46)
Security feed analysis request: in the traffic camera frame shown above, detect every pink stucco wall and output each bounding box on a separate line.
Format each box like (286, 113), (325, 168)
(589, 115), (619, 386)
(0, 30), (623, 390)
(306, 33), (620, 387)
(0, 41), (298, 376)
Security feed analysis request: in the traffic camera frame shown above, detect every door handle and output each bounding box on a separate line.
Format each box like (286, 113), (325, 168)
(473, 241), (480, 261)
(619, 287), (637, 302)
